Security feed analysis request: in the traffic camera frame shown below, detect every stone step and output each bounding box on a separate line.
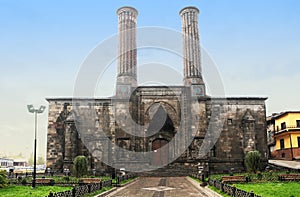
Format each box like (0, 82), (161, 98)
(137, 164), (196, 177)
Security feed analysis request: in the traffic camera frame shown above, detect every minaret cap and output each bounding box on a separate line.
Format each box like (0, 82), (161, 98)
(179, 6), (199, 16)
(117, 6), (138, 16)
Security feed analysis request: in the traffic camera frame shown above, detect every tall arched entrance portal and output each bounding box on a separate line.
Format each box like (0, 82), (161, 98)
(147, 103), (176, 166)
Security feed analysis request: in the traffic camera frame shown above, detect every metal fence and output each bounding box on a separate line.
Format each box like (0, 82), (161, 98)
(116, 173), (135, 185)
(208, 178), (262, 197)
(46, 174), (135, 197)
(46, 179), (113, 197)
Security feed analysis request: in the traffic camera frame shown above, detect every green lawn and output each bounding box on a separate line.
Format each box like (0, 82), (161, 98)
(114, 177), (136, 185)
(1, 176), (135, 197)
(8, 175), (112, 186)
(190, 176), (231, 197)
(235, 182), (300, 197)
(209, 171), (300, 196)
(199, 172), (300, 197)
(0, 185), (72, 197)
(209, 171), (299, 182)
(39, 175), (112, 182)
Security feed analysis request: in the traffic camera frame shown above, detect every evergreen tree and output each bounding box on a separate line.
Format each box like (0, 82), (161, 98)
(73, 156), (88, 177)
(245, 150), (261, 173)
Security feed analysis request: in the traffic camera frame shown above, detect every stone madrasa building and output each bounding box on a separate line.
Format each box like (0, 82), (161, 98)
(46, 6), (268, 175)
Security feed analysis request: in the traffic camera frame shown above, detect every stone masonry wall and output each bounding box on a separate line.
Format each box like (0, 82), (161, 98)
(207, 98), (268, 173)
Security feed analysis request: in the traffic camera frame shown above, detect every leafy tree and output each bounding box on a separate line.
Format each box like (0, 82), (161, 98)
(28, 154), (34, 166)
(28, 154), (45, 166)
(245, 150), (261, 173)
(73, 156), (88, 177)
(0, 170), (8, 188)
(37, 156), (45, 165)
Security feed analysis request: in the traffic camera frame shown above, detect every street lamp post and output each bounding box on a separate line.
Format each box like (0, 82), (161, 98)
(64, 168), (70, 177)
(27, 105), (46, 188)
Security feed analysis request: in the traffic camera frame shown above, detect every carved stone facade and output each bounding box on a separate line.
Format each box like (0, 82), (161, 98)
(46, 6), (268, 175)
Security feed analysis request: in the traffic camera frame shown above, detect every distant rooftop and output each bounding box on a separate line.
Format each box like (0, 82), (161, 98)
(268, 111), (300, 120)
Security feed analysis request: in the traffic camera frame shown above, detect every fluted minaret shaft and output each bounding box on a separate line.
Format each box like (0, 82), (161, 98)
(116, 6), (138, 87)
(180, 7), (204, 86)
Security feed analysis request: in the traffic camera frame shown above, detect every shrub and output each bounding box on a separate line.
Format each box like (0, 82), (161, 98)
(21, 178), (27, 185)
(257, 171), (262, 180)
(245, 150), (261, 173)
(49, 179), (55, 186)
(0, 170), (8, 188)
(17, 176), (22, 183)
(73, 155), (88, 178)
(63, 176), (70, 182)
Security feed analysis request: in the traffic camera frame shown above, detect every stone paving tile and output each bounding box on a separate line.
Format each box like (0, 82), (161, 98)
(105, 177), (219, 197)
(269, 159), (300, 169)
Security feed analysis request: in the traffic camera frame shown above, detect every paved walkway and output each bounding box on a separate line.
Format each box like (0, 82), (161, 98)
(269, 159), (300, 169)
(105, 177), (221, 197)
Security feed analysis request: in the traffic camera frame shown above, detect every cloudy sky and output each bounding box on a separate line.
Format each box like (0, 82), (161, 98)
(0, 0), (299, 159)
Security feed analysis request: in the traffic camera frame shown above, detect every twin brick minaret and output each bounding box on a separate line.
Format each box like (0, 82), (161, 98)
(180, 7), (205, 88)
(116, 6), (205, 95)
(116, 6), (138, 92)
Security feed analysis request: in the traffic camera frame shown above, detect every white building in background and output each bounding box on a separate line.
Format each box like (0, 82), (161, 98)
(0, 158), (14, 172)
(13, 158), (27, 167)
